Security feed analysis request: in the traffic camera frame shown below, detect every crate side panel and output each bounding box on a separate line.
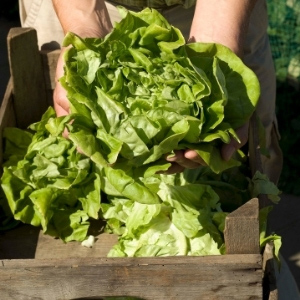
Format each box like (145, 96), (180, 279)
(7, 27), (48, 128)
(0, 255), (262, 300)
(224, 198), (260, 254)
(0, 79), (16, 165)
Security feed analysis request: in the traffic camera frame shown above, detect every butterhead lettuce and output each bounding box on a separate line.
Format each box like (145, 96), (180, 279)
(60, 7), (260, 205)
(0, 8), (269, 256)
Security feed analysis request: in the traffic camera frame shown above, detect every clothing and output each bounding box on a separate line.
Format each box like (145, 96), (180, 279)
(111, 0), (195, 9)
(276, 254), (300, 300)
(18, 0), (65, 50)
(18, 0), (282, 180)
(243, 0), (283, 184)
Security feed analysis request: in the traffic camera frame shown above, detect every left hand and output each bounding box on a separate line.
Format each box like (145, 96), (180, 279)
(165, 121), (249, 173)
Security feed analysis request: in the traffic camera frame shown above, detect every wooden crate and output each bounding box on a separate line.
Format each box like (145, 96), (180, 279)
(0, 28), (277, 300)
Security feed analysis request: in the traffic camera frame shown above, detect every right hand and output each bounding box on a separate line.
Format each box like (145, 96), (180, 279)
(53, 48), (70, 117)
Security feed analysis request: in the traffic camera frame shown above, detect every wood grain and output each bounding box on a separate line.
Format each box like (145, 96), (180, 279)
(0, 78), (16, 165)
(0, 255), (262, 300)
(40, 49), (60, 106)
(224, 198), (260, 254)
(248, 113), (272, 209)
(262, 242), (278, 300)
(7, 27), (48, 128)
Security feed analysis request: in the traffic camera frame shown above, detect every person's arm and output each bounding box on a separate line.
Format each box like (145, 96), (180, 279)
(52, 0), (113, 117)
(189, 0), (258, 57)
(165, 0), (258, 172)
(52, 0), (112, 38)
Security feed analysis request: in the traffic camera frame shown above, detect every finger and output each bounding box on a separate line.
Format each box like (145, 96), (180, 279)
(53, 84), (70, 117)
(53, 89), (70, 139)
(166, 150), (204, 169)
(53, 47), (71, 117)
(53, 100), (69, 117)
(184, 149), (207, 166)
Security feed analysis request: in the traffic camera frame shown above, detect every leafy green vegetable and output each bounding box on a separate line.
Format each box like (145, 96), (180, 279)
(59, 7), (260, 202)
(1, 108), (101, 242)
(0, 8), (280, 257)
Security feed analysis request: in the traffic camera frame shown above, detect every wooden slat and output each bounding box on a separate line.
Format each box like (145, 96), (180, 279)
(40, 49), (60, 91)
(0, 255), (262, 300)
(248, 113), (272, 208)
(0, 78), (16, 165)
(0, 78), (16, 128)
(35, 220), (118, 259)
(248, 115), (277, 298)
(262, 242), (278, 300)
(248, 112), (263, 177)
(0, 221), (118, 260)
(7, 27), (48, 129)
(40, 49), (60, 106)
(224, 197), (260, 254)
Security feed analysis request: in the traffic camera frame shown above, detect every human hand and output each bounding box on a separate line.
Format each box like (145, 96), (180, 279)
(53, 48), (70, 118)
(52, 0), (113, 117)
(165, 121), (249, 173)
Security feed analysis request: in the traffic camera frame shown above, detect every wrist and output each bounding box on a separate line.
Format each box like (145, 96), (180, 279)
(52, 0), (112, 39)
(188, 33), (244, 58)
(64, 25), (108, 39)
(189, 0), (258, 59)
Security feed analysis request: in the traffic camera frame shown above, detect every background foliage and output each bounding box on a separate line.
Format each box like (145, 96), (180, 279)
(267, 0), (300, 195)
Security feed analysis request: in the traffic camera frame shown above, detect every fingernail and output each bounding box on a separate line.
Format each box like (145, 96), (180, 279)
(166, 153), (175, 160)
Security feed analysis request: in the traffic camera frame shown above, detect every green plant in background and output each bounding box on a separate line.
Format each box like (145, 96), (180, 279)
(275, 83), (300, 195)
(267, 0), (300, 83)
(267, 0), (300, 196)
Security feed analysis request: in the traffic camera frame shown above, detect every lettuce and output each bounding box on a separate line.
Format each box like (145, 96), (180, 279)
(60, 7), (260, 205)
(0, 8), (275, 256)
(1, 108), (101, 241)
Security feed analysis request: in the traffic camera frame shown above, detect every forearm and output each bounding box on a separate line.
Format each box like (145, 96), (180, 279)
(189, 0), (258, 57)
(52, 0), (112, 38)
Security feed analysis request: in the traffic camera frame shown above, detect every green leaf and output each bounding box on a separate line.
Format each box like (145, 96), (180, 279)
(104, 167), (161, 204)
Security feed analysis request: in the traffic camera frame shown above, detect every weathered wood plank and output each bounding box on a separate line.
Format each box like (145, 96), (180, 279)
(248, 113), (272, 209)
(248, 112), (263, 178)
(7, 27), (48, 128)
(0, 78), (16, 165)
(0, 222), (118, 260)
(0, 255), (262, 300)
(35, 220), (118, 259)
(262, 242), (278, 300)
(40, 49), (60, 91)
(40, 49), (60, 106)
(224, 198), (260, 254)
